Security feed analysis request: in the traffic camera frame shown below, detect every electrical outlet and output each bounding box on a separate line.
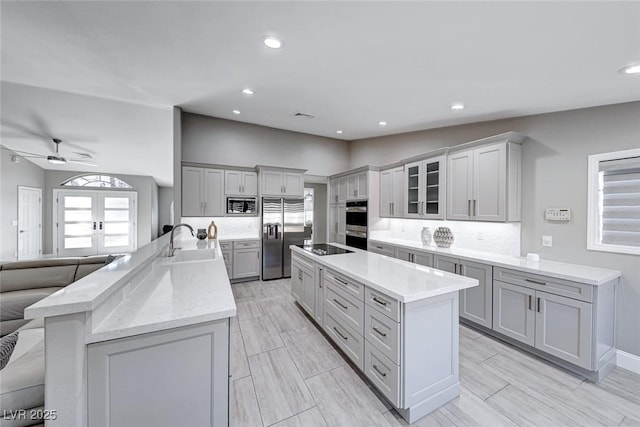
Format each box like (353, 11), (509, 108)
(542, 235), (553, 247)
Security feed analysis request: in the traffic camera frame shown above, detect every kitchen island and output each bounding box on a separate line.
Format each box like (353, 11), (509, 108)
(289, 244), (478, 424)
(24, 233), (235, 427)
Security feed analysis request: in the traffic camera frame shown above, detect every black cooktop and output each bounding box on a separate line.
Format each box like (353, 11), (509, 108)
(297, 244), (354, 256)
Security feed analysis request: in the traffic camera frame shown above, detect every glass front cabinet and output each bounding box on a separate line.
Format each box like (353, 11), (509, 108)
(404, 156), (445, 219)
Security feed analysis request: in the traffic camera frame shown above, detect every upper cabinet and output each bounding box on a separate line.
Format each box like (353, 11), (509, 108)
(258, 167), (306, 197)
(225, 170), (257, 196)
(446, 135), (522, 222)
(404, 156), (445, 219)
(182, 166), (225, 217)
(346, 171), (368, 200)
(329, 177), (347, 205)
(380, 167), (404, 217)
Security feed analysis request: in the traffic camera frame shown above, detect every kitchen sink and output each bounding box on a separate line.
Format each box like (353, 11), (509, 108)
(165, 248), (217, 264)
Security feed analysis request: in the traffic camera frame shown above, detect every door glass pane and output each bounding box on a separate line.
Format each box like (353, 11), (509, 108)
(104, 197), (129, 209)
(65, 237), (92, 249)
(104, 235), (129, 247)
(65, 210), (92, 221)
(65, 223), (92, 236)
(104, 210), (129, 221)
(105, 222), (129, 235)
(65, 196), (92, 208)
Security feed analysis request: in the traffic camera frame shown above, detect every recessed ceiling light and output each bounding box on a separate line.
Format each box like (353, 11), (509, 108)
(263, 36), (284, 49)
(450, 102), (465, 110)
(232, 110), (241, 115)
(242, 88), (254, 95)
(619, 62), (640, 75)
(336, 130), (343, 134)
(378, 121), (387, 126)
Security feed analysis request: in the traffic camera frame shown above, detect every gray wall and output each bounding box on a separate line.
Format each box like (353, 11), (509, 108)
(42, 170), (159, 254)
(349, 101), (640, 356)
(181, 113), (350, 176)
(0, 149), (45, 261)
(305, 183), (327, 244)
(158, 186), (174, 235)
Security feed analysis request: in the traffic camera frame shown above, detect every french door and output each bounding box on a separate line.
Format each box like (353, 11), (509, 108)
(55, 189), (137, 256)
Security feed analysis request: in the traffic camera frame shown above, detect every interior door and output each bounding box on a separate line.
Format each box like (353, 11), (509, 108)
(17, 186), (42, 260)
(98, 192), (137, 254)
(57, 191), (98, 256)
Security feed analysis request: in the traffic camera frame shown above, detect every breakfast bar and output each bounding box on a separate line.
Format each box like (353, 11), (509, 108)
(289, 243), (478, 424)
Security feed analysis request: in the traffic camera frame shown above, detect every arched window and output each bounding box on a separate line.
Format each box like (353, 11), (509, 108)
(61, 174), (132, 189)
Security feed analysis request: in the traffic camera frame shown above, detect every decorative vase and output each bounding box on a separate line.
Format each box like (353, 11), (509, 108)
(421, 227), (432, 246)
(207, 221), (218, 240)
(433, 227), (454, 248)
(196, 228), (207, 240)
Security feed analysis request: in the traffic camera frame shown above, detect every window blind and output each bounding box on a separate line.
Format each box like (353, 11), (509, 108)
(599, 156), (640, 247)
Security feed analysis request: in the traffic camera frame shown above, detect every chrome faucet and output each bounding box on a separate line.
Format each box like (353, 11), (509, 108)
(168, 224), (194, 256)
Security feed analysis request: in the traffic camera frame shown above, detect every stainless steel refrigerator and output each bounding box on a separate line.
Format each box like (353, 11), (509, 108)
(262, 197), (304, 280)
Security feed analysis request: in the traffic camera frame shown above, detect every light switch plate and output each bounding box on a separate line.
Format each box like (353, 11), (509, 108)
(545, 208), (571, 222)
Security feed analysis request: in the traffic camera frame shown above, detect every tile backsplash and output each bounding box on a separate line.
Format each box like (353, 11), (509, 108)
(180, 217), (260, 240)
(370, 218), (521, 257)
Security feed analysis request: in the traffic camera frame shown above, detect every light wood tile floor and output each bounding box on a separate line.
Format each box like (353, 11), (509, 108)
(230, 279), (640, 427)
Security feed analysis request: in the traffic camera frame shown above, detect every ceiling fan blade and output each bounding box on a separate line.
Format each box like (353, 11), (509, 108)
(0, 119), (49, 140)
(68, 160), (98, 167)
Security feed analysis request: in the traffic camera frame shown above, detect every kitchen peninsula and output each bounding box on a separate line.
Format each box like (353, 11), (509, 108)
(23, 233), (235, 427)
(290, 243), (478, 424)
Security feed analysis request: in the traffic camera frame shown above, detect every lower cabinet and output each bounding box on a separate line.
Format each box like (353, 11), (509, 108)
(434, 255), (493, 328)
(222, 240), (260, 281)
(88, 319), (230, 427)
(291, 252), (315, 317)
(493, 273), (595, 370)
(395, 247), (433, 267)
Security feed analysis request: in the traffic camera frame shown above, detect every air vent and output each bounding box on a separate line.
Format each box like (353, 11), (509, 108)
(292, 112), (315, 119)
(73, 152), (93, 159)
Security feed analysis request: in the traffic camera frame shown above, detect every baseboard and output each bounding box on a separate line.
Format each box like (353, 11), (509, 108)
(617, 350), (640, 375)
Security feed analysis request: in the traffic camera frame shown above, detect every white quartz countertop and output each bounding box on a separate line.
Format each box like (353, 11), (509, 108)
(88, 241), (236, 343)
(25, 233), (236, 342)
(369, 237), (621, 286)
(290, 244), (477, 303)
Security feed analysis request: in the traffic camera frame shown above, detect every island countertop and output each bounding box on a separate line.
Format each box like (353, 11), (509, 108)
(290, 243), (478, 303)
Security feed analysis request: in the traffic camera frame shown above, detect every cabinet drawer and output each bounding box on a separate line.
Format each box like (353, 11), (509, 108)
(325, 283), (364, 334)
(368, 241), (395, 257)
(494, 267), (593, 303)
(233, 240), (260, 249)
(365, 305), (400, 364)
(219, 241), (233, 251)
(324, 305), (364, 369)
(325, 268), (364, 301)
(364, 341), (400, 407)
(365, 287), (400, 322)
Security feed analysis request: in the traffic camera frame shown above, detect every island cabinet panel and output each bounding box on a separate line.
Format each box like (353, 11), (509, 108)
(291, 252), (315, 316)
(88, 320), (229, 427)
(324, 304), (365, 369)
(325, 280), (364, 334)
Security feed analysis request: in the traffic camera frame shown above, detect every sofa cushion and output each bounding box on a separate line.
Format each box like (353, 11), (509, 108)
(0, 328), (44, 413)
(74, 263), (104, 282)
(0, 332), (19, 370)
(0, 288), (64, 321)
(0, 320), (28, 340)
(0, 264), (77, 293)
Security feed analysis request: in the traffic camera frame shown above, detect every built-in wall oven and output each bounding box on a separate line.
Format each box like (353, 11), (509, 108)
(227, 197), (257, 215)
(346, 200), (367, 250)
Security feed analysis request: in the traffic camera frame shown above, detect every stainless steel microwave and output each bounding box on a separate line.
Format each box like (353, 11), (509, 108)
(227, 197), (257, 215)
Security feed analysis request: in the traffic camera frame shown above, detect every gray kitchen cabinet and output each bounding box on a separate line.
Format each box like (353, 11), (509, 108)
(434, 255), (493, 328)
(225, 170), (257, 196)
(493, 280), (535, 346)
(380, 167), (404, 217)
(232, 248), (260, 279)
(88, 320), (229, 427)
(330, 176), (347, 205)
(405, 156), (445, 219)
(395, 247), (433, 267)
(368, 241), (396, 257)
(446, 135), (523, 222)
(182, 166), (225, 217)
(220, 241), (233, 278)
(314, 264), (325, 325)
(329, 204), (346, 244)
(347, 171), (368, 199)
(291, 252), (315, 317)
(259, 167), (305, 197)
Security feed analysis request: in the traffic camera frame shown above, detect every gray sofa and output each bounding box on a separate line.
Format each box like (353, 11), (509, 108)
(0, 255), (116, 427)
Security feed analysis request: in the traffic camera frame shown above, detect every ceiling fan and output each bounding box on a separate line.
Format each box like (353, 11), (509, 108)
(5, 138), (98, 167)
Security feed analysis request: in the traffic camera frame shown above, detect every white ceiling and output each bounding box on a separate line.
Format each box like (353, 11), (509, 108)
(1, 1), (639, 176)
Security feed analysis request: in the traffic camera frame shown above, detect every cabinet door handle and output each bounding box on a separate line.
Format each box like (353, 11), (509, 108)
(528, 295), (532, 310)
(525, 278), (546, 286)
(392, 202), (395, 216)
(454, 263), (459, 275)
(389, 202), (392, 215)
(319, 268), (323, 287)
(372, 327), (387, 337)
(93, 221), (97, 230)
(333, 298), (348, 310)
(333, 326), (348, 341)
(473, 199), (477, 216)
(468, 200), (471, 217)
(204, 201), (207, 212)
(298, 269), (302, 280)
(333, 276), (348, 286)
(537, 297), (541, 313)
(372, 364), (387, 378)
(372, 296), (388, 306)
(99, 221), (103, 230)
